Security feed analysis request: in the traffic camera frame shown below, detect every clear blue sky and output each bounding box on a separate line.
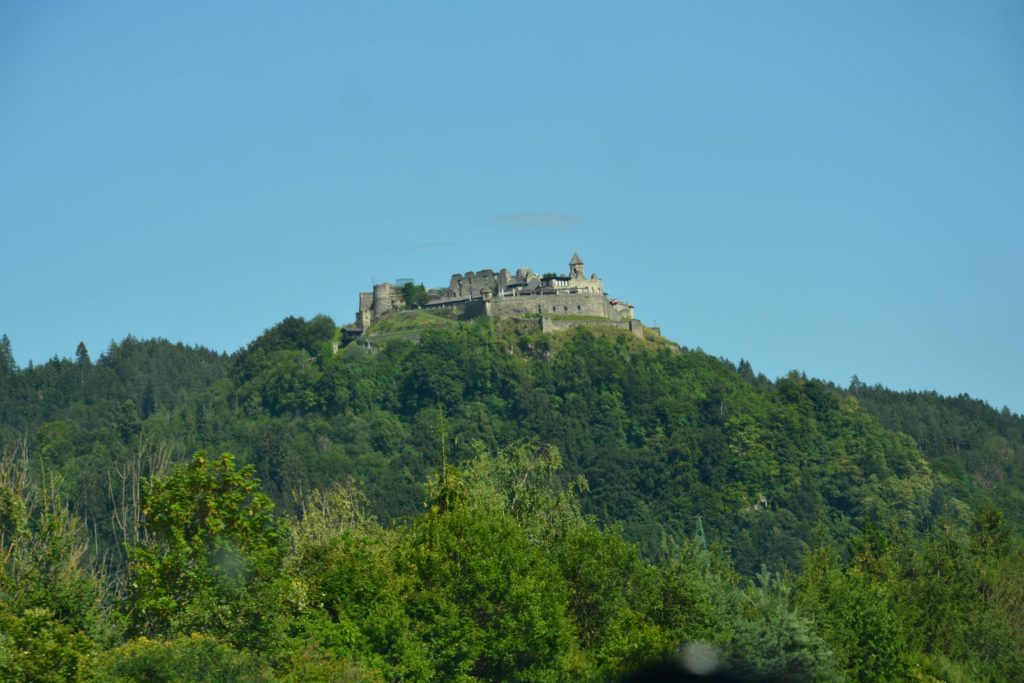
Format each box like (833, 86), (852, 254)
(2, 2), (1022, 413)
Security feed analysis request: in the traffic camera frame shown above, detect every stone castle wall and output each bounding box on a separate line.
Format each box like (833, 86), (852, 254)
(449, 270), (499, 299)
(540, 317), (645, 338)
(485, 291), (622, 319)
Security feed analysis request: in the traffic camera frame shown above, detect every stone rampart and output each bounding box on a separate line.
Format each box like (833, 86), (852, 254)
(486, 291), (621, 320)
(539, 317), (645, 338)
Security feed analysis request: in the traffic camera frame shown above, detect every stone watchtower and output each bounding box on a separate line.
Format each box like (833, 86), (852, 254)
(570, 252), (585, 279)
(372, 283), (394, 317)
(566, 252), (603, 294)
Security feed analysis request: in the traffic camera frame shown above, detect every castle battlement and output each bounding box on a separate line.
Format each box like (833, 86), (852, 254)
(344, 253), (643, 340)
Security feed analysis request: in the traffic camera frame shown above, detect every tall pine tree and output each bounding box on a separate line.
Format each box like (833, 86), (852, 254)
(75, 341), (91, 367)
(0, 334), (16, 375)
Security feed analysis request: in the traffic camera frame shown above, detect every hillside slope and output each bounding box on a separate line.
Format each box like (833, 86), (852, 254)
(3, 315), (1023, 680)
(4, 314), (1018, 574)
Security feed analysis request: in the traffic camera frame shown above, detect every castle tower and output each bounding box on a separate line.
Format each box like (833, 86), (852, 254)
(569, 252), (584, 279)
(372, 283), (394, 317)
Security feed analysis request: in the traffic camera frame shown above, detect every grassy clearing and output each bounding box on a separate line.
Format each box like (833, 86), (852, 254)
(368, 309), (460, 334)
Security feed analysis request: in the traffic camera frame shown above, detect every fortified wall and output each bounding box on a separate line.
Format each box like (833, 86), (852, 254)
(344, 253), (642, 340)
(485, 291), (619, 319)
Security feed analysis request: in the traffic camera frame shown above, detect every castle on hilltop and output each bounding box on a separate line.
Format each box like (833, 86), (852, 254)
(344, 253), (649, 340)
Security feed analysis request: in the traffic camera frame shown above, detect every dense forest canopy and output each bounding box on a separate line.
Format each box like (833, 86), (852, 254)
(1, 316), (1021, 681)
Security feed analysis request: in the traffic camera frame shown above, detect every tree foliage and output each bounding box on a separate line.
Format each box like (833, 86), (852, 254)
(1, 315), (1023, 680)
(128, 452), (284, 649)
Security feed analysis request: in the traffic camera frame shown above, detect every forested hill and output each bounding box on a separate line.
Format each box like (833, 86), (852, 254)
(0, 335), (230, 433)
(853, 384), (1024, 523)
(2, 316), (1023, 681)
(1, 316), (1019, 572)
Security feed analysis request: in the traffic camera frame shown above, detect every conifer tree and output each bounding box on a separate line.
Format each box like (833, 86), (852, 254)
(74, 341), (91, 367)
(0, 334), (16, 375)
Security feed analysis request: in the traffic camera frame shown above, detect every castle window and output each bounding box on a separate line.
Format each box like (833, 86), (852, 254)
(552, 306), (557, 312)
(577, 304), (581, 312)
(564, 305), (568, 312)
